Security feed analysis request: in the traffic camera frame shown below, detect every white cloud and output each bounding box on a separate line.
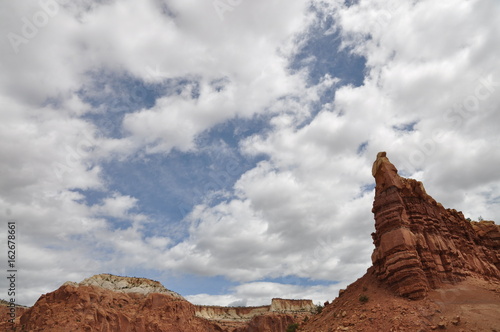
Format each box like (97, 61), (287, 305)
(162, 0), (500, 301)
(91, 193), (138, 219)
(0, 0), (319, 306)
(332, 0), (500, 212)
(186, 281), (347, 306)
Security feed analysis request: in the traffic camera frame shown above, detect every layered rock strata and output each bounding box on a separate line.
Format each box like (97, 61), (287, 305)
(371, 152), (500, 299)
(195, 298), (315, 321)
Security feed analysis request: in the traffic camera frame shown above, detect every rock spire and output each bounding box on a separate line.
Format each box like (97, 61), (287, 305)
(371, 152), (500, 299)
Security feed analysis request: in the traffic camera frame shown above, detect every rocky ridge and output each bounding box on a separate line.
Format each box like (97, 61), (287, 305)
(6, 274), (315, 331)
(65, 273), (184, 298)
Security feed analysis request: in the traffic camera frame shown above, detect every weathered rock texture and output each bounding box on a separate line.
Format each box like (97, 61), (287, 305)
(270, 298), (315, 313)
(300, 152), (500, 332)
(195, 305), (270, 321)
(18, 279), (223, 332)
(0, 299), (28, 330)
(71, 273), (184, 298)
(233, 313), (296, 332)
(371, 152), (500, 299)
(11, 274), (314, 331)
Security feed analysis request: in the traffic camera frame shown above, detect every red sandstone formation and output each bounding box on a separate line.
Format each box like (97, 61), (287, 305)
(371, 152), (500, 299)
(300, 152), (500, 331)
(195, 298), (315, 332)
(0, 300), (28, 330)
(6, 274), (314, 331)
(17, 282), (223, 332)
(234, 313), (296, 332)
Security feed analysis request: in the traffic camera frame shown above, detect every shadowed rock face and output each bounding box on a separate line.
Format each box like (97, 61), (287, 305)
(371, 152), (500, 299)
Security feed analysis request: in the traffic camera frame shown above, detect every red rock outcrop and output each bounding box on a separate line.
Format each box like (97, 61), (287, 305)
(194, 298), (315, 331)
(9, 274), (314, 331)
(300, 152), (500, 331)
(0, 300), (28, 330)
(234, 313), (296, 332)
(17, 281), (223, 332)
(471, 219), (500, 250)
(371, 151), (500, 299)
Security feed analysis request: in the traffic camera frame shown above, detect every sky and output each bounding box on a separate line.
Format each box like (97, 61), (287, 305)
(1, 0), (499, 307)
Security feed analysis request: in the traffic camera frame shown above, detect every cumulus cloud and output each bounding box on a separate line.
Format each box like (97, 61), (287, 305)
(186, 281), (347, 307)
(160, 0), (500, 302)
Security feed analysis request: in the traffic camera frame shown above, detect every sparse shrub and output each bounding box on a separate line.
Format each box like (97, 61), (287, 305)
(286, 323), (299, 332)
(359, 294), (369, 303)
(303, 316), (309, 323)
(362, 286), (368, 292)
(315, 302), (324, 314)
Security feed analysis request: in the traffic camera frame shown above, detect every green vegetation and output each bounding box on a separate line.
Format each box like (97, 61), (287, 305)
(315, 302), (324, 314)
(286, 323), (299, 332)
(359, 294), (369, 303)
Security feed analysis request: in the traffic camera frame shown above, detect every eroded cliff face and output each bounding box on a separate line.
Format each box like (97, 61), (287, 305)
(300, 152), (500, 332)
(371, 152), (500, 299)
(194, 299), (315, 321)
(270, 298), (315, 313)
(194, 305), (271, 321)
